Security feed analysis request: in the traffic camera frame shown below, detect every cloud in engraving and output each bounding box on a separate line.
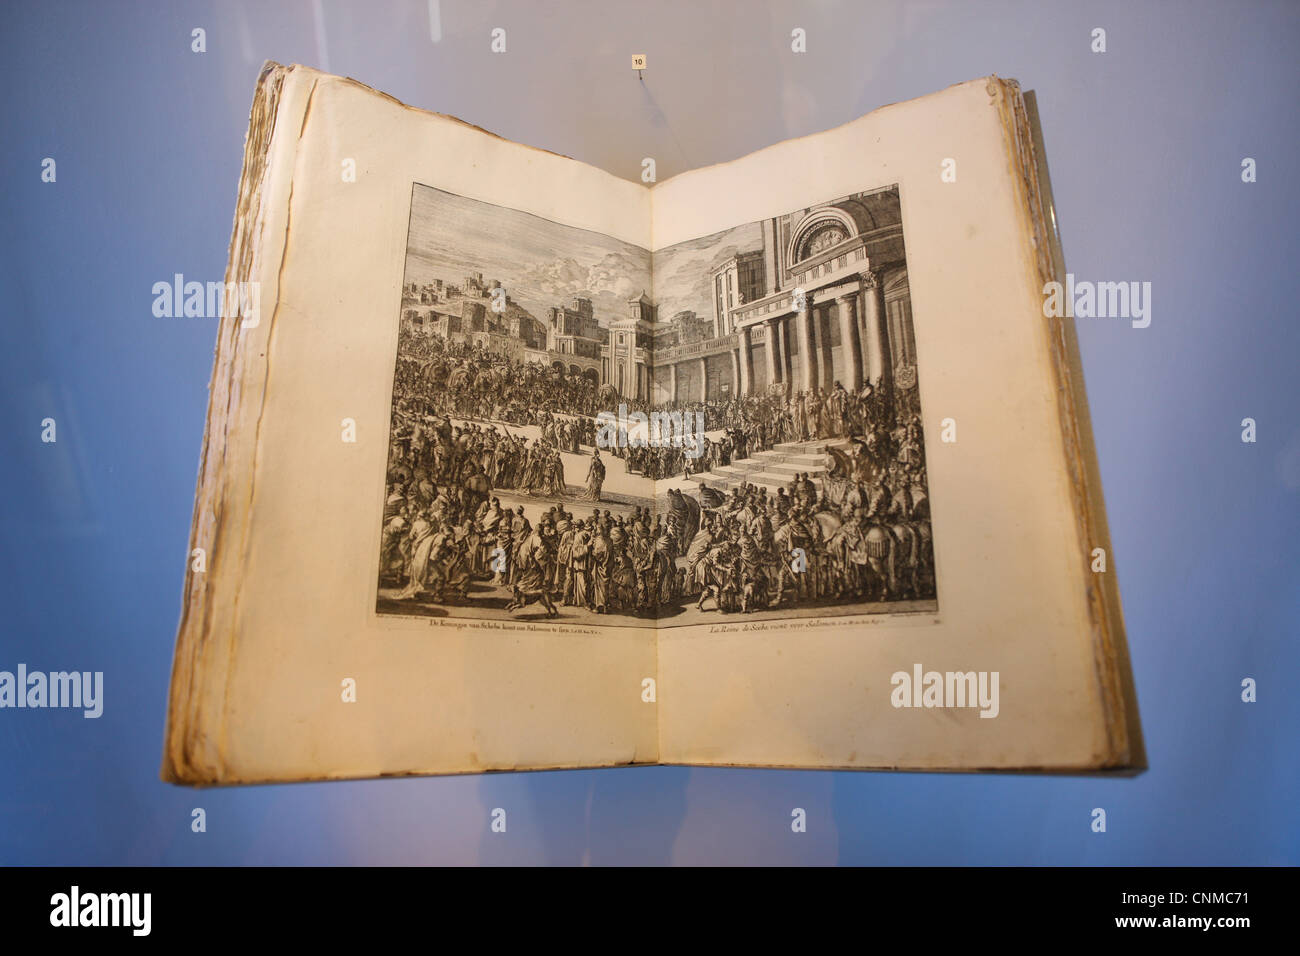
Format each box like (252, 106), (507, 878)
(517, 251), (643, 302)
(654, 237), (759, 322)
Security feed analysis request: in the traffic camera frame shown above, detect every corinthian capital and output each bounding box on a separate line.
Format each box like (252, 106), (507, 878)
(859, 269), (883, 291)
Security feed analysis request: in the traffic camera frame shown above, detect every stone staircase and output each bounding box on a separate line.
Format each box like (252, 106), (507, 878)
(692, 437), (852, 496)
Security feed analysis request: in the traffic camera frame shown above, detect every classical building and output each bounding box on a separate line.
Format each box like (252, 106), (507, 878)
(651, 185), (917, 405)
(546, 295), (605, 382)
(540, 292), (654, 401)
(604, 292), (655, 401)
(651, 310), (712, 351)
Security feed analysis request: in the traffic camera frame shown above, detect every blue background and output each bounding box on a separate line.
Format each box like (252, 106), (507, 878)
(2, 0), (1296, 865)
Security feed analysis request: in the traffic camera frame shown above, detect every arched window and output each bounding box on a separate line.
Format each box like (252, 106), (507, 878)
(786, 207), (858, 267)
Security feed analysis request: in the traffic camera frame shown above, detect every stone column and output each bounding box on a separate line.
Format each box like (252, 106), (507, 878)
(777, 318), (790, 387)
(669, 363), (678, 404)
(764, 318), (780, 384)
(818, 307), (836, 390)
(698, 356), (708, 402)
(860, 270), (891, 388)
(743, 325), (754, 392)
(797, 303), (815, 392)
(729, 350), (739, 397)
(836, 291), (863, 391)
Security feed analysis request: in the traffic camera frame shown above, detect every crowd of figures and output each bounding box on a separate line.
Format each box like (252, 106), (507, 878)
(680, 464), (935, 614)
(393, 329), (652, 425)
(665, 378), (913, 457)
(380, 329), (936, 617)
(394, 330), (917, 461)
(378, 456), (935, 618)
(387, 416), (574, 504)
(382, 500), (687, 617)
(620, 381), (926, 490)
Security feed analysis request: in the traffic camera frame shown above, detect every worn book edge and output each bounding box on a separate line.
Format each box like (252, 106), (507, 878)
(1003, 82), (1146, 772)
(162, 62), (294, 784)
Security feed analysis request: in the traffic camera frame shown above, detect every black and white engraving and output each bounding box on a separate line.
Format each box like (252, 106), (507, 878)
(376, 183), (937, 625)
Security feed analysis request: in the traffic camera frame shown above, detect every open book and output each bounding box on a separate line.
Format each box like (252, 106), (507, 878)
(162, 63), (1144, 784)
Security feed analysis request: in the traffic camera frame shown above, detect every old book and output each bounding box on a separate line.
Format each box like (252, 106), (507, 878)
(162, 63), (1144, 785)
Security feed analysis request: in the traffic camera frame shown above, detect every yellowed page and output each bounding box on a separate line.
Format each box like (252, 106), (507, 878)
(649, 77), (1123, 770)
(165, 65), (657, 783)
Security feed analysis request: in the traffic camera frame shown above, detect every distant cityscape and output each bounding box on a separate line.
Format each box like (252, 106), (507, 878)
(400, 184), (917, 410)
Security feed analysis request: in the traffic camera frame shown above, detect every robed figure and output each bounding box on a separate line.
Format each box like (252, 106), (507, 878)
(582, 448), (606, 501)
